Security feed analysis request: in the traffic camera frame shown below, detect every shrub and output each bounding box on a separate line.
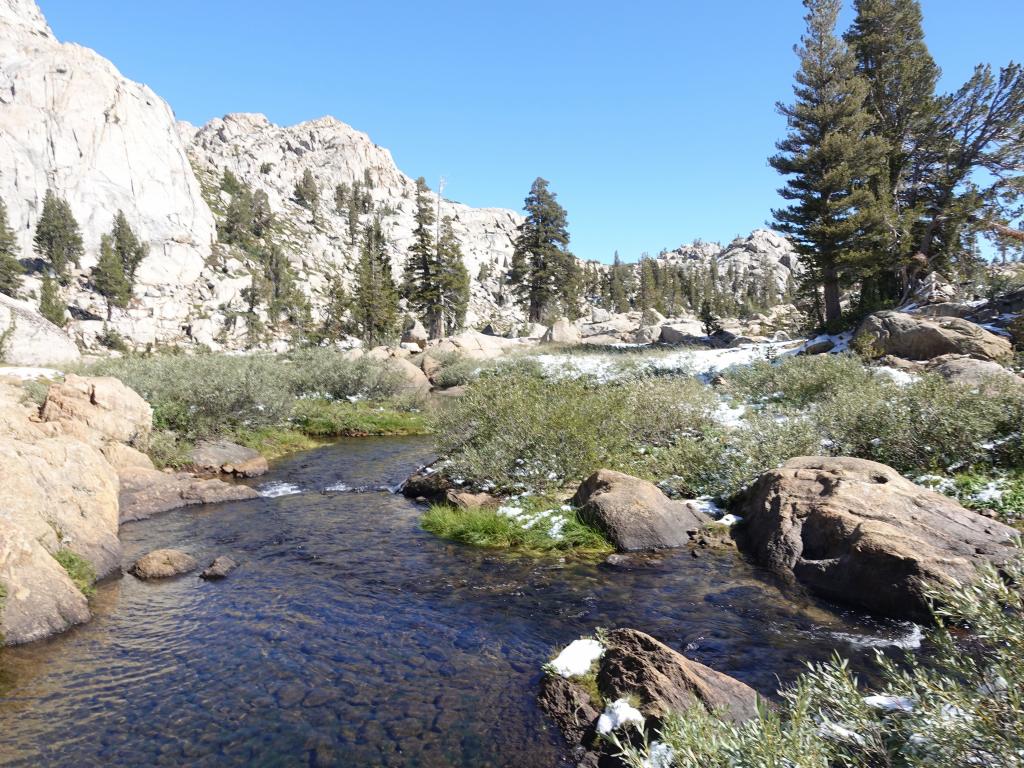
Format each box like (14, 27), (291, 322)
(724, 353), (875, 408)
(291, 398), (428, 437)
(618, 556), (1024, 768)
(423, 350), (483, 389)
(53, 549), (96, 598)
(285, 347), (406, 401)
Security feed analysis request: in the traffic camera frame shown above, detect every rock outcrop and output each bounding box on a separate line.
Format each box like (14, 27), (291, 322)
(924, 354), (1023, 390)
(571, 470), (710, 551)
(0, 294), (80, 365)
(733, 457), (1019, 621)
(118, 466), (259, 522)
(189, 439), (268, 478)
(40, 374), (152, 447)
(858, 311), (1012, 363)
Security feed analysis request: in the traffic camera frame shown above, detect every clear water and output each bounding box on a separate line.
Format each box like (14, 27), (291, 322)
(0, 438), (919, 767)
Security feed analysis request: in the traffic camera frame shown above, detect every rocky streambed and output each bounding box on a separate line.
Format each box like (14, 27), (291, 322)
(0, 437), (928, 766)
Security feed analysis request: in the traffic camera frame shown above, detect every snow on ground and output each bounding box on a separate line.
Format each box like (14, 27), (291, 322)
(864, 695), (915, 713)
(0, 366), (63, 381)
(712, 400), (747, 427)
(496, 504), (574, 541)
(596, 698), (646, 734)
(549, 638), (604, 678)
(873, 366), (920, 386)
(257, 481), (302, 498)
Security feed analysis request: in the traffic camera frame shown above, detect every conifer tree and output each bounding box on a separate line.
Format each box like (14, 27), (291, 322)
(251, 190), (273, 238)
(508, 178), (576, 322)
(92, 233), (131, 319)
(0, 198), (24, 298)
(294, 170), (320, 225)
(110, 211), (148, 280)
(637, 256), (657, 312)
(317, 272), (350, 343)
(334, 183), (350, 215)
(770, 0), (887, 326)
(34, 190), (83, 284)
(402, 177), (437, 307)
(435, 216), (471, 336)
(608, 251), (630, 312)
(38, 273), (65, 326)
(352, 217), (399, 346)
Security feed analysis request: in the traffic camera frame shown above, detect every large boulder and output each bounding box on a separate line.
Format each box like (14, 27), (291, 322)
(660, 320), (705, 344)
(444, 330), (521, 360)
(401, 319), (429, 349)
(628, 325), (661, 345)
(0, 293), (80, 366)
(571, 470), (710, 551)
(41, 373), (153, 447)
(857, 310), (1012, 362)
(385, 357), (431, 395)
(924, 354), (1023, 390)
(543, 317), (582, 346)
(641, 308), (666, 326)
(598, 629), (760, 725)
(189, 439), (268, 477)
(733, 457), (1018, 621)
(401, 464), (453, 504)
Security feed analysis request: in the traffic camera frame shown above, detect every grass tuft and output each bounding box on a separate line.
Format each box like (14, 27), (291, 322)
(53, 549), (96, 598)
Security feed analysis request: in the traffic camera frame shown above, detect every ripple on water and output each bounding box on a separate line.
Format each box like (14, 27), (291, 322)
(0, 436), (905, 766)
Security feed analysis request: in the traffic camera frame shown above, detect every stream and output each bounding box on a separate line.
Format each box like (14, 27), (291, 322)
(0, 437), (921, 767)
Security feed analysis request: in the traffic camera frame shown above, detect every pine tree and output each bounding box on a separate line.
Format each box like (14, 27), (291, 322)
(846, 0), (940, 305)
(110, 211), (148, 280)
(251, 190), (273, 238)
(317, 272), (350, 343)
(294, 169), (320, 215)
(38, 272), (65, 326)
(334, 183), (350, 215)
(508, 178), (576, 322)
(770, 0), (887, 326)
(92, 233), (131, 319)
(402, 178), (437, 314)
(34, 190), (83, 284)
(637, 256), (657, 312)
(435, 216), (471, 336)
(609, 251), (629, 312)
(0, 198), (24, 298)
(352, 217), (399, 347)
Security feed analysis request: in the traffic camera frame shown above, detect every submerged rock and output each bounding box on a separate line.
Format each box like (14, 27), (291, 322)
(732, 456), (1018, 621)
(129, 549), (198, 580)
(572, 469), (709, 551)
(200, 556), (239, 580)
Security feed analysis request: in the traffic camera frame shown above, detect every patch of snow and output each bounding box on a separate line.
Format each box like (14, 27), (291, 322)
(864, 694), (915, 713)
(974, 481), (1004, 504)
(0, 366), (63, 380)
(712, 399), (747, 428)
(596, 698), (645, 735)
(873, 366), (919, 386)
(818, 720), (866, 745)
(642, 741), (675, 768)
(549, 638), (604, 678)
(257, 481), (302, 498)
(713, 513), (744, 527)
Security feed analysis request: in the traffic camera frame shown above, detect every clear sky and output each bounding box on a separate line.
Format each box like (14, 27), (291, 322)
(38, 0), (1024, 264)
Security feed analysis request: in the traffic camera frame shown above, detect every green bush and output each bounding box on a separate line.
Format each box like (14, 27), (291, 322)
(291, 398), (428, 437)
(285, 347), (406, 401)
(617, 557), (1024, 768)
(53, 549), (96, 598)
(725, 353), (875, 407)
(423, 350), (484, 389)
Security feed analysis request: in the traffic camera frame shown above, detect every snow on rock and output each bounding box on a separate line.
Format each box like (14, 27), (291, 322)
(864, 694), (915, 713)
(872, 366), (919, 386)
(713, 513), (744, 527)
(548, 638), (604, 678)
(596, 698), (645, 735)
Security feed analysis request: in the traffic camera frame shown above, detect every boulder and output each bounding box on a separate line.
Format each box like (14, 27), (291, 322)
(446, 330), (521, 360)
(401, 319), (429, 349)
(628, 325), (661, 345)
(445, 489), (499, 511)
(537, 673), (600, 748)
(0, 293), (80, 366)
(385, 357), (431, 395)
(580, 315), (634, 339)
(401, 465), (453, 504)
(523, 322), (548, 340)
(857, 310), (1012, 362)
(189, 439), (269, 477)
(101, 442), (156, 472)
(571, 470), (710, 551)
(598, 629), (760, 725)
(912, 302), (974, 319)
(118, 466), (259, 522)
(801, 336), (836, 355)
(129, 549), (198, 580)
(41, 374), (153, 447)
(641, 308), (666, 326)
(733, 457), (1019, 621)
(924, 354), (1023, 390)
(200, 555), (239, 580)
(660, 321), (705, 344)
(590, 307), (612, 324)
(580, 333), (625, 346)
(543, 317), (582, 346)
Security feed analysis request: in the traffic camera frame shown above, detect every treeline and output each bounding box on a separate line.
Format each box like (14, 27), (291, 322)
(772, 0), (1024, 327)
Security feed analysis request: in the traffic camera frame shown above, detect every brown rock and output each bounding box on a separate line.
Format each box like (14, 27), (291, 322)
(119, 466), (259, 522)
(40, 373), (153, 447)
(129, 549), (198, 579)
(385, 357), (432, 395)
(857, 310), (1012, 362)
(189, 439), (269, 477)
(543, 318), (582, 346)
(200, 555), (239, 580)
(571, 470), (709, 551)
(924, 354), (1023, 390)
(733, 456), (1018, 621)
(401, 465), (453, 504)
(445, 490), (499, 511)
(537, 673), (600, 747)
(598, 629), (760, 725)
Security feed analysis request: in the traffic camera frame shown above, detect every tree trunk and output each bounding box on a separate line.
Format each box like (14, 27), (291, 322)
(822, 266), (842, 326)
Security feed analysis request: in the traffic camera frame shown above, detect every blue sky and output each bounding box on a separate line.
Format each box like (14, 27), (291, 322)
(39, 1), (1024, 263)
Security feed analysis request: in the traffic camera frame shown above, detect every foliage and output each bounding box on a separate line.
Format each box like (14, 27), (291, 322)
(424, 350), (484, 389)
(96, 325), (130, 352)
(294, 168), (319, 211)
(351, 216), (399, 347)
(285, 346), (407, 401)
(91, 233), (132, 318)
(421, 499), (612, 555)
(291, 399), (428, 437)
(53, 549), (96, 598)
(619, 556), (1024, 768)
(33, 189), (83, 284)
(38, 273), (65, 327)
(0, 197), (24, 298)
(725, 353), (876, 408)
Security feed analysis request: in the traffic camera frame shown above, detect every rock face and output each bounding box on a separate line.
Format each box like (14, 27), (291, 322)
(733, 457), (1019, 621)
(571, 470), (709, 551)
(129, 549), (197, 580)
(858, 311), (1012, 362)
(189, 439), (268, 478)
(0, 294), (80, 365)
(40, 374), (152, 447)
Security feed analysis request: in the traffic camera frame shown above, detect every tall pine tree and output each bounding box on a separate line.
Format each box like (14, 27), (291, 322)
(92, 233), (131, 319)
(38, 273), (65, 326)
(352, 216), (399, 347)
(508, 178), (576, 322)
(435, 216), (470, 336)
(0, 198), (24, 298)
(34, 190), (83, 285)
(770, 0), (887, 326)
